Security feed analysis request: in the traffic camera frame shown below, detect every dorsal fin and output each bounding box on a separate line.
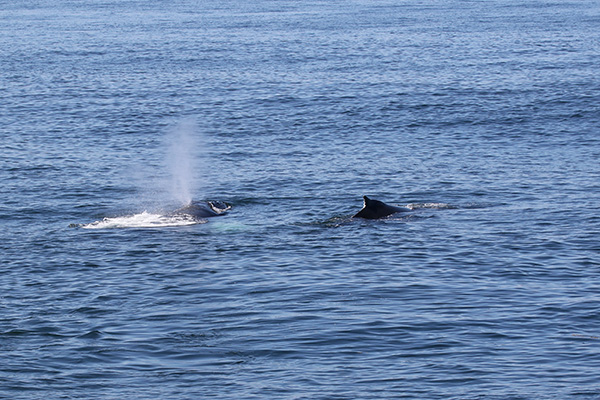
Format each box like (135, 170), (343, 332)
(353, 196), (407, 219)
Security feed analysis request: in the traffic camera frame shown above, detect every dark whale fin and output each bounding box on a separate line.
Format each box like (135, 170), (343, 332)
(353, 196), (407, 219)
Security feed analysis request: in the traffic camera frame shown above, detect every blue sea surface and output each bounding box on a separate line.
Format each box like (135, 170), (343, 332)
(2, 1), (600, 398)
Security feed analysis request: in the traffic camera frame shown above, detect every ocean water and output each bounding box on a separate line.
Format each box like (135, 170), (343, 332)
(2, 0), (600, 398)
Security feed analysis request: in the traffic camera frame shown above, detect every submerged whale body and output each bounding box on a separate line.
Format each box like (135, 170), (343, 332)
(353, 196), (409, 219)
(171, 200), (231, 219)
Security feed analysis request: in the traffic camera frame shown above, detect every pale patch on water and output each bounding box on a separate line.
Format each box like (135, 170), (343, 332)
(80, 211), (206, 229)
(207, 220), (249, 232)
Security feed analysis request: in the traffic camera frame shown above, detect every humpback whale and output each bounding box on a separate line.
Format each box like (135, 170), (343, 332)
(353, 196), (409, 219)
(171, 200), (231, 219)
(75, 200), (232, 229)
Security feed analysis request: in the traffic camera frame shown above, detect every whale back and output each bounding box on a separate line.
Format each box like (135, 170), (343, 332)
(353, 196), (405, 219)
(173, 201), (231, 219)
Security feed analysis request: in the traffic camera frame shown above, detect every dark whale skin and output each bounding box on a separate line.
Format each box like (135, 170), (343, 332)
(171, 201), (231, 219)
(352, 196), (408, 219)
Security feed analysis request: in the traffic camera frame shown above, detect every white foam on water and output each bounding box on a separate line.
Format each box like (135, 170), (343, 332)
(81, 211), (206, 229)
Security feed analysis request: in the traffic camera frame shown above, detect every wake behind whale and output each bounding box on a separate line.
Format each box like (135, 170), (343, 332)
(80, 211), (201, 229)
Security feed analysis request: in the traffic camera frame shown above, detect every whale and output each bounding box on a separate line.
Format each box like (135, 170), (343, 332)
(74, 200), (232, 229)
(353, 196), (409, 219)
(170, 200), (231, 219)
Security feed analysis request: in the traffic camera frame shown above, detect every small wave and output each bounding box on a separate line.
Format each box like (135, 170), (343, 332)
(80, 211), (206, 229)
